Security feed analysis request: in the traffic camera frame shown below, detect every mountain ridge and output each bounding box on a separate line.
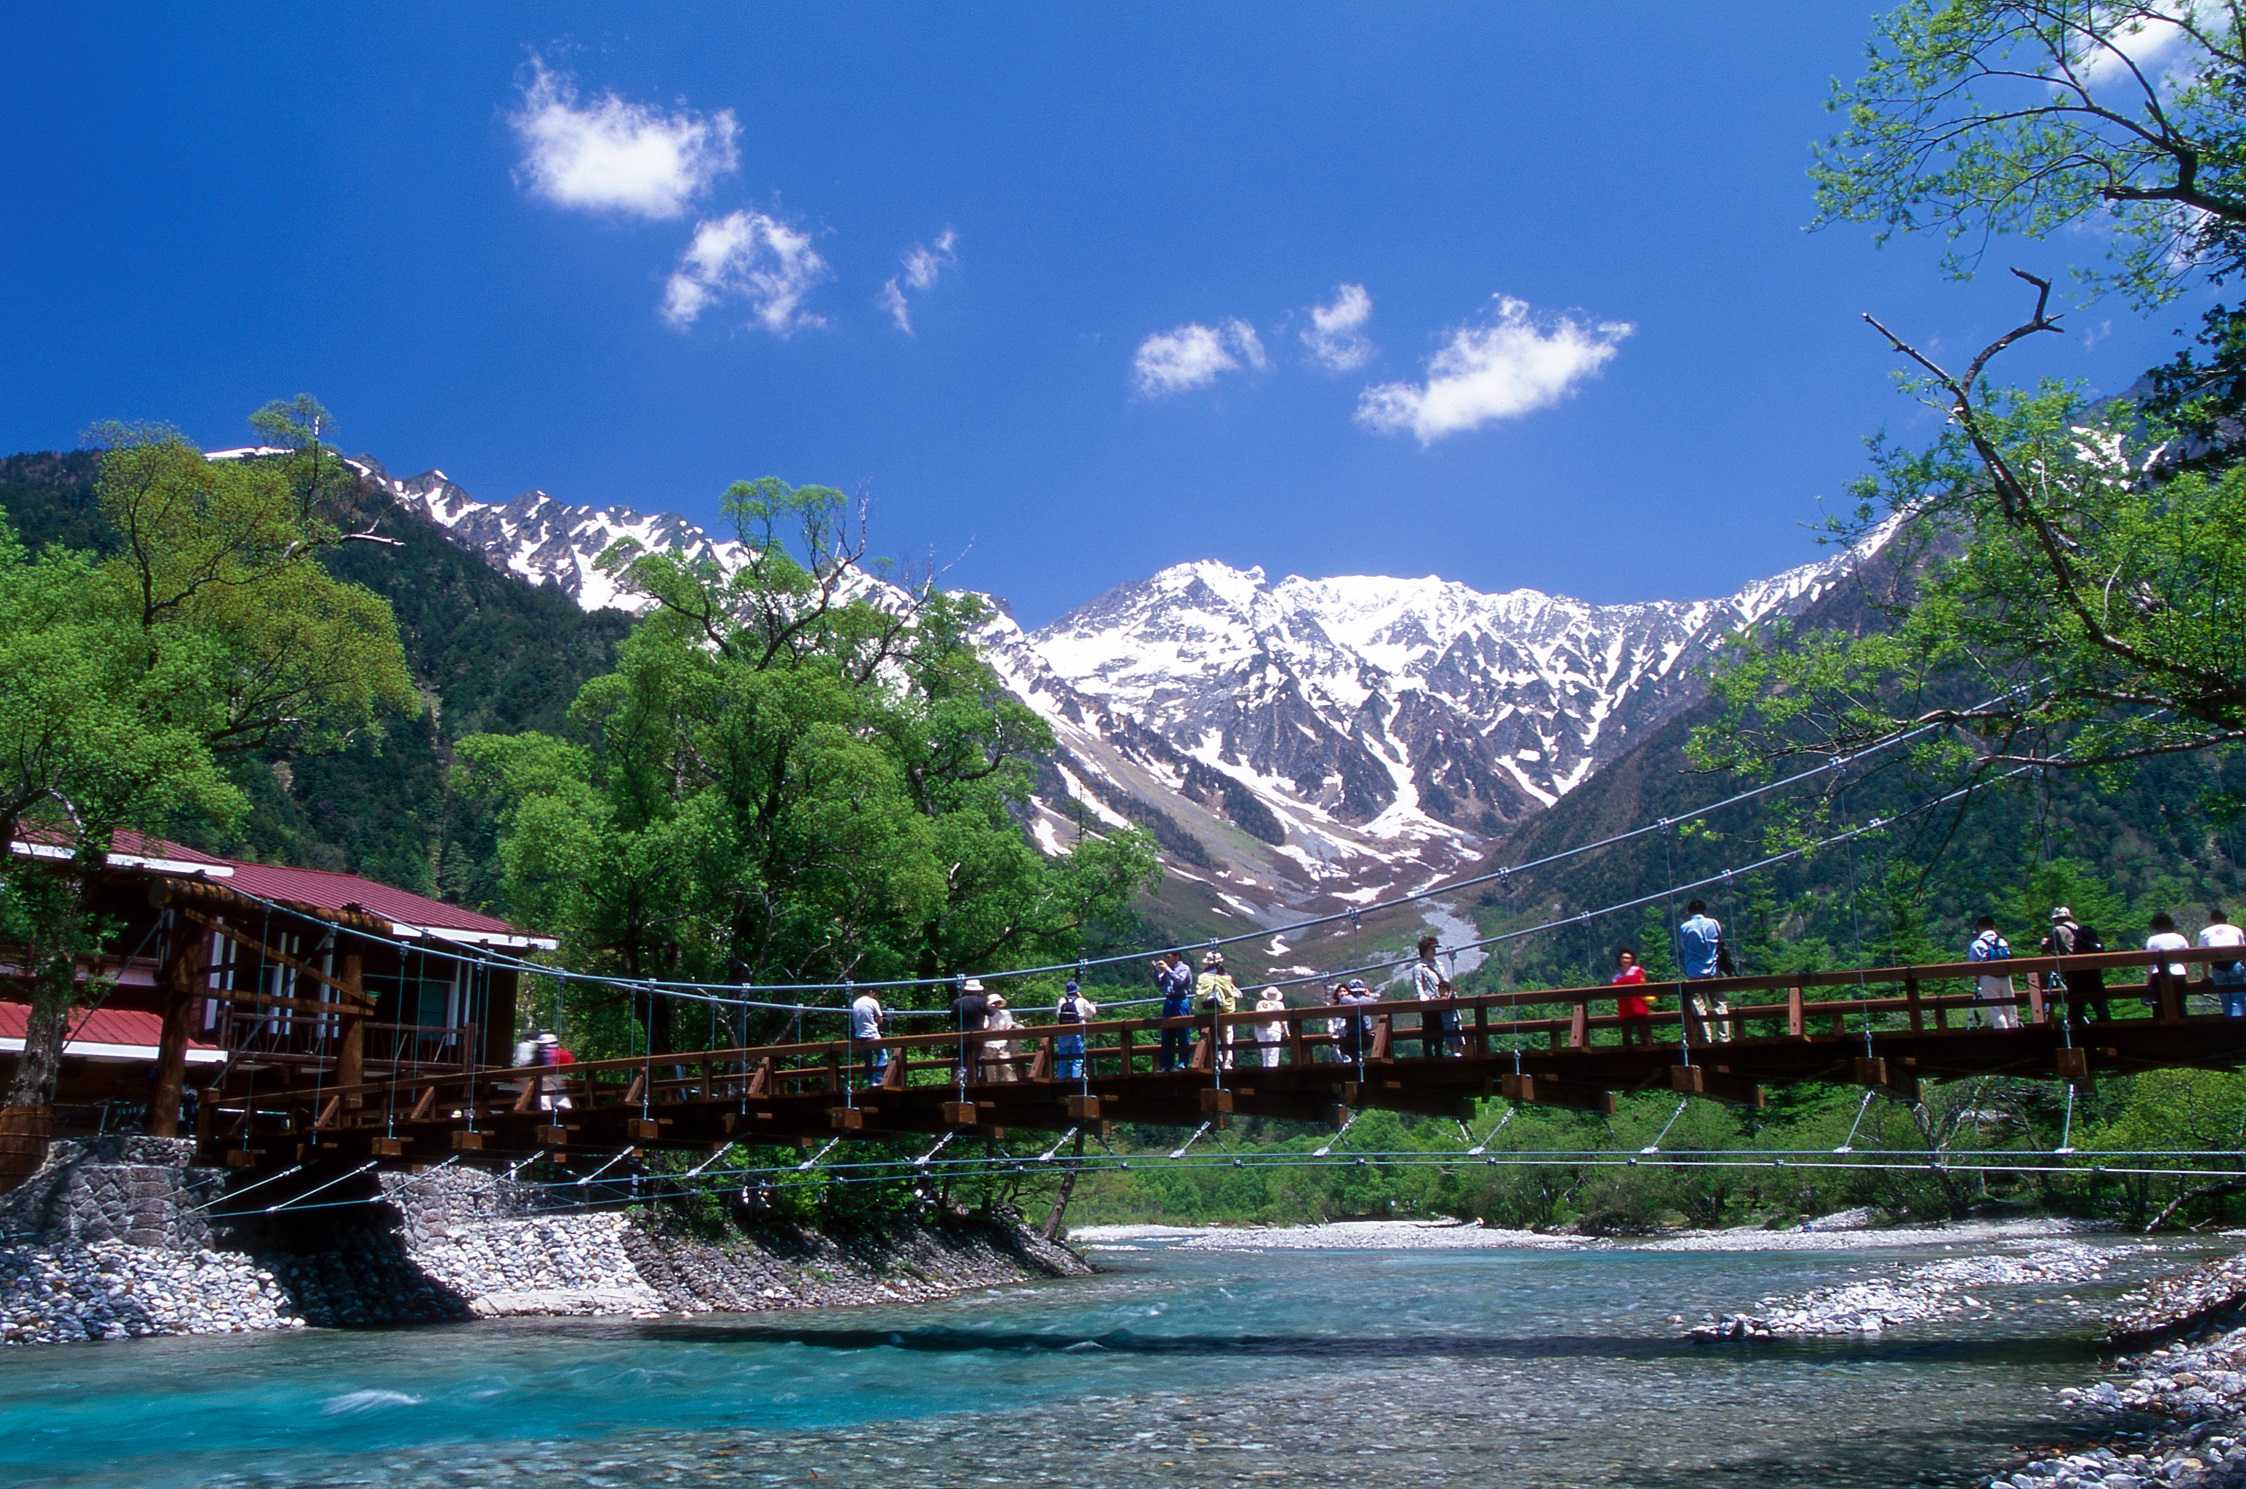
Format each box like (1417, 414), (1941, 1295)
(322, 457), (1882, 931)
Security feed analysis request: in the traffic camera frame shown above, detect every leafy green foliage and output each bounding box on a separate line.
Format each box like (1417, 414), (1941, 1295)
(0, 417), (417, 1107)
(459, 477), (1161, 1051)
(1816, 1), (2246, 309)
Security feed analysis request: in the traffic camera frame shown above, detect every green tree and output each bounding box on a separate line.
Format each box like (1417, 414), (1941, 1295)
(459, 477), (1159, 1051)
(1, 418), (415, 1110)
(1816, 2), (2246, 309)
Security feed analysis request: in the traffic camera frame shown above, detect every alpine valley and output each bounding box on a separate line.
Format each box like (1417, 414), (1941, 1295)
(350, 459), (1878, 944)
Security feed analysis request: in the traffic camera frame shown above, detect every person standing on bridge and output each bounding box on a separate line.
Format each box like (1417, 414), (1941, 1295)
(2198, 906), (2246, 1017)
(1677, 901), (1732, 1043)
(2147, 913), (2194, 1012)
(850, 987), (886, 1085)
(2042, 908), (2110, 1024)
(1055, 980), (1094, 1079)
(952, 978), (990, 1083)
(1198, 952), (1240, 1071)
(1341, 977), (1381, 1064)
(984, 993), (1020, 1082)
(1611, 948), (1654, 1047)
(1153, 952), (1195, 1072)
(1252, 987), (1288, 1067)
(1967, 916), (2019, 1029)
(1412, 936), (1462, 1057)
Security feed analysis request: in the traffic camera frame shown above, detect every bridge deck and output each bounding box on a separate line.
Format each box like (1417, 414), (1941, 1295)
(200, 945), (2246, 1169)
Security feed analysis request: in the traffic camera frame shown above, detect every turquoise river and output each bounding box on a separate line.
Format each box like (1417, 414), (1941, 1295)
(0, 1234), (2196, 1488)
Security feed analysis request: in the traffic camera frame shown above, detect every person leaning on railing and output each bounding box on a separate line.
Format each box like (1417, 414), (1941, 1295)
(2199, 906), (2246, 1018)
(1677, 901), (1732, 1043)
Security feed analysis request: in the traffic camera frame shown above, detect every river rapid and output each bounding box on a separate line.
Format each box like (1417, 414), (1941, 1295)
(0, 1234), (2203, 1488)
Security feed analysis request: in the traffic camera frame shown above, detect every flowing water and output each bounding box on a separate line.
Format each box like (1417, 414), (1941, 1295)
(0, 1236), (2189, 1488)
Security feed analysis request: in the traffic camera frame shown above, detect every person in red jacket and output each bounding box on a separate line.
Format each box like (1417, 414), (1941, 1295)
(1611, 948), (1654, 1047)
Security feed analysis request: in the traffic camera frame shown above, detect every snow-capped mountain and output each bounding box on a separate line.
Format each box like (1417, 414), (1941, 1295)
(325, 457), (1871, 924)
(978, 551), (1860, 921)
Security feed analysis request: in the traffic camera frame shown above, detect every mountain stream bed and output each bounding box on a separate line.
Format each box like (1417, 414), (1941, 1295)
(0, 1232), (2213, 1488)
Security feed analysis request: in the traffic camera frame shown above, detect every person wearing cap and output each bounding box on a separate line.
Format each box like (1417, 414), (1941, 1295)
(952, 978), (990, 1083)
(850, 986), (886, 1084)
(1197, 951), (1241, 1070)
(1152, 951), (1195, 1072)
(984, 993), (1020, 1082)
(2041, 907), (2108, 1023)
(1967, 915), (2018, 1029)
(1055, 980), (1095, 1080)
(2198, 906), (2246, 1017)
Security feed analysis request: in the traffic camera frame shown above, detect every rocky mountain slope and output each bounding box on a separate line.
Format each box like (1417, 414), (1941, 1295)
(336, 458), (1880, 931)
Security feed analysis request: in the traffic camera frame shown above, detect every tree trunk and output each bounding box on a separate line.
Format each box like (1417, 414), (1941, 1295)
(148, 917), (210, 1138)
(4, 869), (94, 1111)
(1041, 1130), (1088, 1240)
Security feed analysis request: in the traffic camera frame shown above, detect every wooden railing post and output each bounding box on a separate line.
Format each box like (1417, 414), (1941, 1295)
(1904, 976), (1922, 1034)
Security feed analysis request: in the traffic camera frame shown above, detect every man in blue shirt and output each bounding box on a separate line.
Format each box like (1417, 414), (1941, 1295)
(1152, 951), (1195, 1071)
(1677, 900), (1732, 1043)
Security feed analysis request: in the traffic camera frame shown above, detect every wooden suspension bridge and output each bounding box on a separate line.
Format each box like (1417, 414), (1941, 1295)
(197, 943), (2246, 1175)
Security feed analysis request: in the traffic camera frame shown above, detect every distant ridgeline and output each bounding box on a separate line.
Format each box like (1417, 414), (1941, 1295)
(0, 451), (632, 913)
(1474, 544), (2246, 995)
(8, 446), (2231, 974)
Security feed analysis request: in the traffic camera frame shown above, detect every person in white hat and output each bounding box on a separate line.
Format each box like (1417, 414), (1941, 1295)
(951, 979), (990, 1083)
(983, 992), (1019, 1082)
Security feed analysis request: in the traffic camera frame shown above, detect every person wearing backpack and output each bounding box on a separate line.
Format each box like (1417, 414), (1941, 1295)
(1054, 980), (1095, 1080)
(1967, 915), (2019, 1029)
(2041, 908), (2110, 1023)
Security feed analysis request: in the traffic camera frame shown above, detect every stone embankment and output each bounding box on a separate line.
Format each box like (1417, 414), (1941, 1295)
(0, 1139), (1087, 1347)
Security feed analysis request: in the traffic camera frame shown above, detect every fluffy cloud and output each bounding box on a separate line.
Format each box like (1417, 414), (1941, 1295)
(661, 211), (830, 333)
(2079, 3), (2217, 86)
(1133, 318), (1267, 396)
(1301, 283), (1375, 370)
(1355, 295), (1631, 442)
(879, 228), (959, 334)
(510, 59), (739, 219)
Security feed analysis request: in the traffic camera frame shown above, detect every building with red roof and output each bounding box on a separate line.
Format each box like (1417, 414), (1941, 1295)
(1, 832), (554, 1147)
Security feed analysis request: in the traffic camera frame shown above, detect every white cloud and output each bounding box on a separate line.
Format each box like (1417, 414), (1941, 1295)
(1302, 283), (1375, 370)
(662, 211), (829, 334)
(510, 59), (739, 219)
(1133, 318), (1267, 396)
(879, 228), (959, 334)
(1356, 295), (1631, 442)
(2078, 3), (2216, 86)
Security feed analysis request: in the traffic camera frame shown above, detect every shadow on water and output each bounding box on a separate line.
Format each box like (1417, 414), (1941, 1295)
(630, 1319), (2097, 1367)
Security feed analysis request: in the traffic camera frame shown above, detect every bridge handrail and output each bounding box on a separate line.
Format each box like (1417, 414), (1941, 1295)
(258, 942), (2242, 1112)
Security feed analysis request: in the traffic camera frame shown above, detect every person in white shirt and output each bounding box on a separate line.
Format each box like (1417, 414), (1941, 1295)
(1966, 916), (2018, 1029)
(984, 993), (1020, 1082)
(1251, 987), (1288, 1068)
(850, 989), (885, 1083)
(2200, 906), (2246, 1018)
(2147, 912), (2194, 1016)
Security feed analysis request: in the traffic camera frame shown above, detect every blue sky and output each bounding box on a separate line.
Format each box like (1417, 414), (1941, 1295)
(0, 4), (2203, 626)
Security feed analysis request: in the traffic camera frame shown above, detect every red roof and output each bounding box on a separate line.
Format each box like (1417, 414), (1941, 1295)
(0, 1002), (217, 1052)
(38, 830), (546, 944)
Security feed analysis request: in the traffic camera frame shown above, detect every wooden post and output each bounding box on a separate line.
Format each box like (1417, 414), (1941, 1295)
(1785, 985), (1805, 1039)
(2157, 969), (2185, 1023)
(333, 948), (366, 1107)
(148, 919), (209, 1139)
(1905, 976), (1923, 1034)
(2027, 978), (2047, 1025)
(1566, 999), (1589, 1051)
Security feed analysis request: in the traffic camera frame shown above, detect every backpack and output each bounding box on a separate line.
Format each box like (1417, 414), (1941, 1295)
(2074, 925), (2104, 953)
